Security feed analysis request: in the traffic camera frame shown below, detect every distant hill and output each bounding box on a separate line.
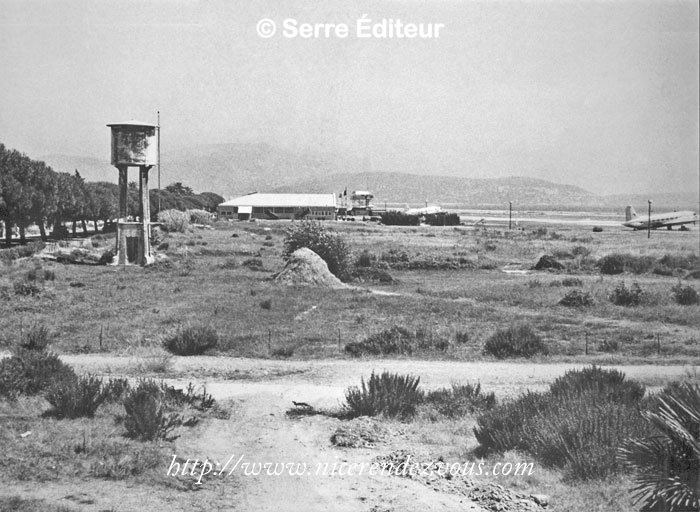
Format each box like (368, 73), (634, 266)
(41, 144), (698, 211)
(40, 154), (113, 183)
(273, 172), (600, 208)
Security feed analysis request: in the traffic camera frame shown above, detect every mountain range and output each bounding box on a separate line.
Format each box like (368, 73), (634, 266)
(40, 143), (698, 211)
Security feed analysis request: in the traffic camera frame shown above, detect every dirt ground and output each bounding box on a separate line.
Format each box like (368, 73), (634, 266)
(3, 356), (695, 511)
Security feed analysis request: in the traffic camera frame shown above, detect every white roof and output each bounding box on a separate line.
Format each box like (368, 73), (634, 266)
(220, 193), (337, 208)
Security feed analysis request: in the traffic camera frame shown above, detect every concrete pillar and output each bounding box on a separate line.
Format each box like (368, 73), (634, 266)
(117, 165), (128, 265)
(139, 165), (152, 265)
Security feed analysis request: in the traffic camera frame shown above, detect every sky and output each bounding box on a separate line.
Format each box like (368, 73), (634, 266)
(0, 0), (698, 195)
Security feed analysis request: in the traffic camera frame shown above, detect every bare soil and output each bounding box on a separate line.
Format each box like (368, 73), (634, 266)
(3, 356), (694, 511)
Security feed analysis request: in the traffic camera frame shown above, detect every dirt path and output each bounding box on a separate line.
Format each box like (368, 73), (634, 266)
(3, 356), (695, 511)
(180, 386), (482, 512)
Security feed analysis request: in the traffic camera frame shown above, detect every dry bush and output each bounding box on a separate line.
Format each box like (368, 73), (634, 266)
(344, 371), (423, 419)
(559, 289), (593, 308)
(157, 209), (190, 233)
(123, 380), (183, 441)
(45, 374), (108, 419)
(0, 348), (76, 400)
(423, 383), (496, 418)
(609, 282), (646, 306)
(671, 283), (699, 305)
(162, 325), (218, 356)
(482, 324), (548, 359)
(474, 366), (652, 480)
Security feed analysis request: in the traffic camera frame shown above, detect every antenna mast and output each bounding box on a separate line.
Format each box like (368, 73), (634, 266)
(157, 110), (161, 213)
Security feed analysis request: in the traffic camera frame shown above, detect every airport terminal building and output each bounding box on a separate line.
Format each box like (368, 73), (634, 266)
(217, 193), (337, 221)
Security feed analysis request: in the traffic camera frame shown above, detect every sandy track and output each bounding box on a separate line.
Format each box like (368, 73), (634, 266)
(3, 356), (695, 511)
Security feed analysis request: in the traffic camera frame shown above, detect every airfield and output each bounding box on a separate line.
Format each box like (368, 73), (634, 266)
(1, 213), (698, 512)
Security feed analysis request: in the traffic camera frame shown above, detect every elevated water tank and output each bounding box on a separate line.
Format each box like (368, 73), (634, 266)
(107, 121), (157, 166)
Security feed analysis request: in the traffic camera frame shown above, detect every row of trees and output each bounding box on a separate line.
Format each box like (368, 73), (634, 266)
(0, 143), (222, 245)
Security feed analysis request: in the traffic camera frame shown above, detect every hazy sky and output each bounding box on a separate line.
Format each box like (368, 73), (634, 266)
(0, 0), (698, 195)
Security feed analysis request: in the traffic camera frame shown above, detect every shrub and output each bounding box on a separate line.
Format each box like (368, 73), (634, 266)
(609, 281), (645, 306)
(103, 377), (131, 402)
(549, 366), (645, 404)
(671, 283), (699, 305)
(424, 383), (496, 418)
(561, 277), (583, 287)
(357, 250), (374, 268)
(658, 253), (699, 272)
(162, 325), (218, 356)
(344, 371), (423, 418)
(18, 324), (52, 351)
(187, 209), (213, 225)
(454, 330), (470, 344)
(161, 381), (215, 412)
(0, 241), (46, 264)
(559, 289), (593, 308)
(13, 279), (41, 296)
(474, 367), (652, 480)
(242, 257), (264, 270)
(424, 212), (461, 226)
(482, 324), (548, 359)
(0, 349), (77, 400)
(157, 209), (190, 233)
(598, 254), (625, 275)
(619, 382), (700, 511)
(380, 211), (420, 226)
(123, 380), (183, 441)
(45, 374), (107, 418)
(553, 250), (574, 260)
(598, 339), (620, 353)
(283, 221), (351, 280)
(271, 346), (294, 358)
(598, 253), (656, 275)
(219, 257), (238, 269)
(344, 326), (414, 357)
(571, 245), (592, 257)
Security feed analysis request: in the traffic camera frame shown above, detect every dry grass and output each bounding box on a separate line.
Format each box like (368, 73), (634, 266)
(0, 220), (697, 364)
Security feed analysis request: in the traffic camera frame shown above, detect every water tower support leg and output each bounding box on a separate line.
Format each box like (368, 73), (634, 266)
(117, 165), (128, 265)
(139, 166), (153, 265)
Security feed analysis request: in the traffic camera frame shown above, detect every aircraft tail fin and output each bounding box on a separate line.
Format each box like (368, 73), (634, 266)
(625, 206), (637, 221)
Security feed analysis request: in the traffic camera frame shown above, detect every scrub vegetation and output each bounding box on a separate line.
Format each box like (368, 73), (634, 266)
(1, 217), (698, 511)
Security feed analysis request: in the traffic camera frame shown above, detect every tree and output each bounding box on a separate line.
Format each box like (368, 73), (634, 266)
(165, 182), (193, 197)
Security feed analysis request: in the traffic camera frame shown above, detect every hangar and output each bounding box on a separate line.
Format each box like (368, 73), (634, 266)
(217, 193), (337, 221)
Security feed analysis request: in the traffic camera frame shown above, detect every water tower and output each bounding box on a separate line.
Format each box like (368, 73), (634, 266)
(107, 121), (157, 265)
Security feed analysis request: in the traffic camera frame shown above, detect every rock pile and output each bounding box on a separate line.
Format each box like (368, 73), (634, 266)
(331, 418), (391, 448)
(533, 255), (564, 271)
(273, 248), (346, 288)
(373, 450), (548, 511)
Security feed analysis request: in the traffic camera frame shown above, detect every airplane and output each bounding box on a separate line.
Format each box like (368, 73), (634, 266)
(623, 206), (697, 231)
(404, 204), (443, 216)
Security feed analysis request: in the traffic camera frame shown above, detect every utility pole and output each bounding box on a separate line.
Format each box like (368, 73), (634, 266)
(509, 201), (512, 229)
(157, 111), (161, 214)
(647, 200), (652, 239)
